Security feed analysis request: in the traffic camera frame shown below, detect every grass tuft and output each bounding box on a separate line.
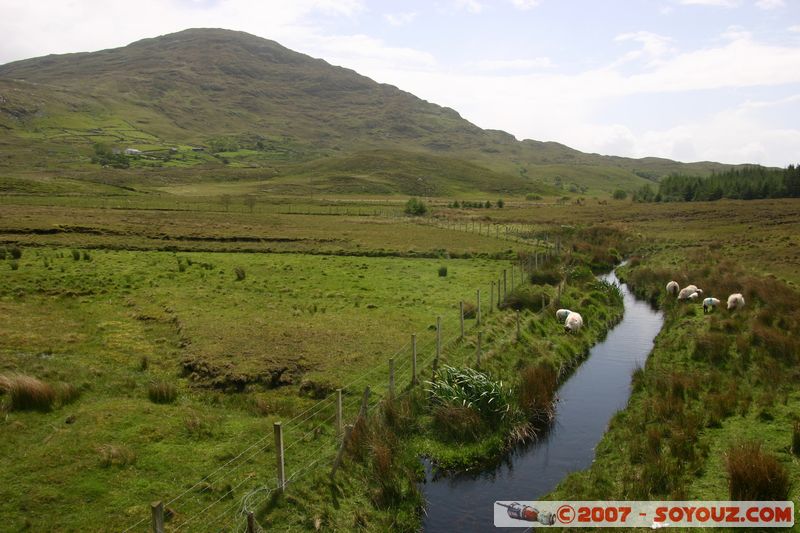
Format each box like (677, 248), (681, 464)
(725, 440), (790, 500)
(147, 381), (178, 404)
(0, 374), (56, 412)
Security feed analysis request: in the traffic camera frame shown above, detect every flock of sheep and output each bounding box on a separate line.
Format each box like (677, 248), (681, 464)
(554, 282), (745, 333)
(666, 281), (745, 313)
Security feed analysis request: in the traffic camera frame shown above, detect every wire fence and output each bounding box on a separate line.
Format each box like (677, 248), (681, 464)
(126, 235), (562, 532)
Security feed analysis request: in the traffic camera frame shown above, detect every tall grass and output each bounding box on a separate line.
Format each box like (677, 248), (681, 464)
(148, 381), (178, 404)
(0, 374), (56, 411)
(426, 366), (512, 424)
(725, 441), (790, 500)
(517, 363), (557, 421)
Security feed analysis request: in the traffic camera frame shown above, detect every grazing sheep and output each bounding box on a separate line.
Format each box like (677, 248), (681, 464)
(727, 293), (745, 310)
(666, 281), (679, 295)
(678, 287), (696, 300)
(556, 308), (572, 321)
(688, 292), (700, 301)
(703, 297), (721, 314)
(564, 312), (583, 333)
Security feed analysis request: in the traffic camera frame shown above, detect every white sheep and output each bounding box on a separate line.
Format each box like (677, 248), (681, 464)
(688, 292), (700, 301)
(678, 287), (696, 300)
(564, 311), (583, 333)
(666, 281), (679, 296)
(556, 308), (572, 321)
(727, 293), (745, 310)
(703, 297), (721, 313)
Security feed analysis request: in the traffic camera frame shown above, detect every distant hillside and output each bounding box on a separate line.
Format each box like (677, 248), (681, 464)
(0, 28), (744, 196)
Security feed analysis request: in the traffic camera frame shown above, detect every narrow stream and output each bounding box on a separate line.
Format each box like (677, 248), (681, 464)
(422, 269), (664, 531)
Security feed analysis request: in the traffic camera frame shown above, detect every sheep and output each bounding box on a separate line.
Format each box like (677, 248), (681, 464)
(727, 293), (745, 310)
(703, 297), (721, 314)
(688, 292), (700, 301)
(564, 311), (583, 333)
(556, 308), (572, 321)
(666, 281), (679, 295)
(678, 287), (696, 300)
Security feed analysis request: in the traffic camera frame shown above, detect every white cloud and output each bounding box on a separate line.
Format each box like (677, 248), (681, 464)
(789, 25), (800, 33)
(613, 31), (676, 66)
(721, 25), (752, 40)
(509, 0), (541, 10)
(755, 0), (785, 9)
(472, 58), (552, 71)
(453, 0), (484, 14)
(384, 12), (417, 27)
(679, 0), (741, 7)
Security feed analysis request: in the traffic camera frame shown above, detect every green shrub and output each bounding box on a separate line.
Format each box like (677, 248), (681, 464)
(497, 198), (505, 208)
(0, 374), (56, 411)
(9, 246), (22, 259)
(725, 440), (790, 500)
(426, 366), (511, 424)
(148, 381), (178, 404)
(792, 422), (800, 456)
(71, 249), (81, 261)
(404, 197), (427, 216)
(82, 251), (91, 261)
(612, 189), (628, 200)
(501, 285), (549, 312)
(530, 268), (562, 285)
(438, 265), (448, 277)
(9, 260), (19, 271)
(462, 301), (477, 319)
(234, 266), (246, 281)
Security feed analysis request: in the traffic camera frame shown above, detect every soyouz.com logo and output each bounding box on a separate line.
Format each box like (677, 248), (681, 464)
(494, 501), (795, 528)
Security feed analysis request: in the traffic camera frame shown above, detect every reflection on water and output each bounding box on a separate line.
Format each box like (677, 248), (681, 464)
(422, 270), (664, 532)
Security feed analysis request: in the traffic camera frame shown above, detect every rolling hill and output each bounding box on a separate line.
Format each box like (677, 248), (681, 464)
(0, 28), (741, 196)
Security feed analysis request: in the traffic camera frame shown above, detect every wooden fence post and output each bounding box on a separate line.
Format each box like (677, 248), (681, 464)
(336, 388), (343, 434)
(151, 501), (164, 533)
(331, 424), (353, 479)
(476, 332), (482, 367)
(490, 281), (495, 314)
(434, 316), (441, 371)
(497, 277), (502, 309)
(411, 334), (417, 386)
(503, 269), (508, 299)
(460, 301), (465, 339)
(274, 422), (285, 493)
(476, 289), (481, 326)
(388, 358), (394, 398)
(247, 511), (256, 533)
(359, 386), (371, 419)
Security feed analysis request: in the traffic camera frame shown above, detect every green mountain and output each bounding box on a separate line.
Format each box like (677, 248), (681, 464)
(0, 28), (740, 196)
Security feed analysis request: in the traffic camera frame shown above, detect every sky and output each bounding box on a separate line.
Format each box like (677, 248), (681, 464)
(1, 0), (799, 166)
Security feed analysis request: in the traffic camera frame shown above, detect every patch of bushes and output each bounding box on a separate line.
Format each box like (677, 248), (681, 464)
(9, 246), (22, 259)
(725, 440), (790, 500)
(9, 260), (19, 271)
(148, 381), (178, 404)
(404, 197), (427, 216)
(0, 374), (56, 412)
(426, 366), (511, 425)
(500, 285), (549, 312)
(72, 249), (81, 261)
(234, 266), (246, 281)
(529, 268), (561, 285)
(438, 265), (448, 277)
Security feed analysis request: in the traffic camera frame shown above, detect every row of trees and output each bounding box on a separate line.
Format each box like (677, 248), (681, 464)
(634, 165), (800, 202)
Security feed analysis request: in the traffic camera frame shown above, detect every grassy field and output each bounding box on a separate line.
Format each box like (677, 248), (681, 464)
(1, 194), (799, 531)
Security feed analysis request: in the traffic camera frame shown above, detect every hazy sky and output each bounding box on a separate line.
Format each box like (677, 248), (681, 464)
(2, 0), (799, 166)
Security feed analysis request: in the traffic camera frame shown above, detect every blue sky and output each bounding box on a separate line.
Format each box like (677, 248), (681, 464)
(1, 0), (799, 165)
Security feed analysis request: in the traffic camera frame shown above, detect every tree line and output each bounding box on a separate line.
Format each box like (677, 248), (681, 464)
(633, 164), (800, 202)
